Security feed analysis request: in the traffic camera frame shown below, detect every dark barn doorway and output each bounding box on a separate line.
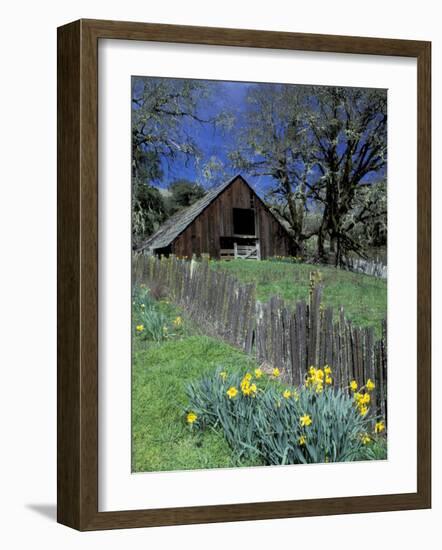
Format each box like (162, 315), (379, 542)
(233, 208), (256, 236)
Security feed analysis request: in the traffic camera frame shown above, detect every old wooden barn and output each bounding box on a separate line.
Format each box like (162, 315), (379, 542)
(138, 175), (293, 260)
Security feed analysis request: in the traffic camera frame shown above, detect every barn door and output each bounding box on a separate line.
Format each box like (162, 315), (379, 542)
(234, 240), (260, 260)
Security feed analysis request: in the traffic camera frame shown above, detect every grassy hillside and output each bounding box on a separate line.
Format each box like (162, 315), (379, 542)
(212, 260), (387, 332)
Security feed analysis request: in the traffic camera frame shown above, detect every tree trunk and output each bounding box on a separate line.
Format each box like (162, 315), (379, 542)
(316, 223), (326, 262)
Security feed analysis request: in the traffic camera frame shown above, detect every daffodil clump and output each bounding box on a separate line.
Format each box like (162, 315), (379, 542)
(305, 365), (333, 393)
(132, 284), (187, 343)
(349, 378), (377, 418)
(132, 285), (169, 342)
(240, 373), (258, 397)
(186, 365), (387, 465)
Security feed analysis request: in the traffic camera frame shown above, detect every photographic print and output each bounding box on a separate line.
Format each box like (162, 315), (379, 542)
(131, 76), (387, 473)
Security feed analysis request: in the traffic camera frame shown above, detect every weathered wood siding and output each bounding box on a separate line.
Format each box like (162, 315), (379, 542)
(172, 177), (291, 259)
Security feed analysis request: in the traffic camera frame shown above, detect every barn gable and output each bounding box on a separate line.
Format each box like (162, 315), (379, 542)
(137, 176), (236, 252)
(138, 175), (292, 259)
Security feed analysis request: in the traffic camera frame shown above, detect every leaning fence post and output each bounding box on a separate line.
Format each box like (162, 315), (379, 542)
(308, 271), (323, 368)
(190, 256), (197, 278)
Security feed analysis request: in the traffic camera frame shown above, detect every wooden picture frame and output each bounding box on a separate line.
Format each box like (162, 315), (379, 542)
(57, 19), (431, 530)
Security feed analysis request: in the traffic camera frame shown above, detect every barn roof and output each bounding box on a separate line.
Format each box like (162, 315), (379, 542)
(137, 175), (246, 251)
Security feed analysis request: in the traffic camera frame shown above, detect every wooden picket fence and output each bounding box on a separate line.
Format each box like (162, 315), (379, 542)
(345, 257), (387, 279)
(133, 254), (387, 418)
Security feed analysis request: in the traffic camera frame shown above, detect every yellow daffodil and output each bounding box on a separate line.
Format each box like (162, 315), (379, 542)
(186, 411), (197, 424)
(299, 435), (306, 446)
(366, 379), (376, 391)
(305, 366), (327, 392)
(360, 433), (371, 445)
(240, 374), (258, 396)
(361, 393), (370, 405)
(136, 324), (144, 332)
(226, 386), (238, 399)
(219, 371), (227, 381)
(359, 405), (369, 417)
(300, 414), (312, 427)
(272, 368), (281, 378)
(173, 316), (183, 327)
(375, 421), (385, 434)
(283, 389), (291, 399)
(350, 380), (358, 392)
(254, 368), (263, 379)
(354, 392), (363, 403)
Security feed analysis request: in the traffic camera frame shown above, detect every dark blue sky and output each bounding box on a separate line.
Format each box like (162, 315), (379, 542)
(156, 80), (275, 197)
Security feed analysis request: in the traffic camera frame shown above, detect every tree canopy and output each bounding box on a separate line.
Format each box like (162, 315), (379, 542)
(166, 179), (206, 215)
(131, 77), (387, 264)
(230, 84), (387, 264)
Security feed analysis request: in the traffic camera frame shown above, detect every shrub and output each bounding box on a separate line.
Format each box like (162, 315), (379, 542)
(132, 283), (155, 310)
(185, 366), (386, 465)
(137, 307), (169, 342)
(132, 285), (168, 342)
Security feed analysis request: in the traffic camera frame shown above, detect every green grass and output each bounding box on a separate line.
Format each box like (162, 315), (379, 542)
(131, 262), (387, 472)
(132, 322), (263, 472)
(212, 259), (387, 333)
